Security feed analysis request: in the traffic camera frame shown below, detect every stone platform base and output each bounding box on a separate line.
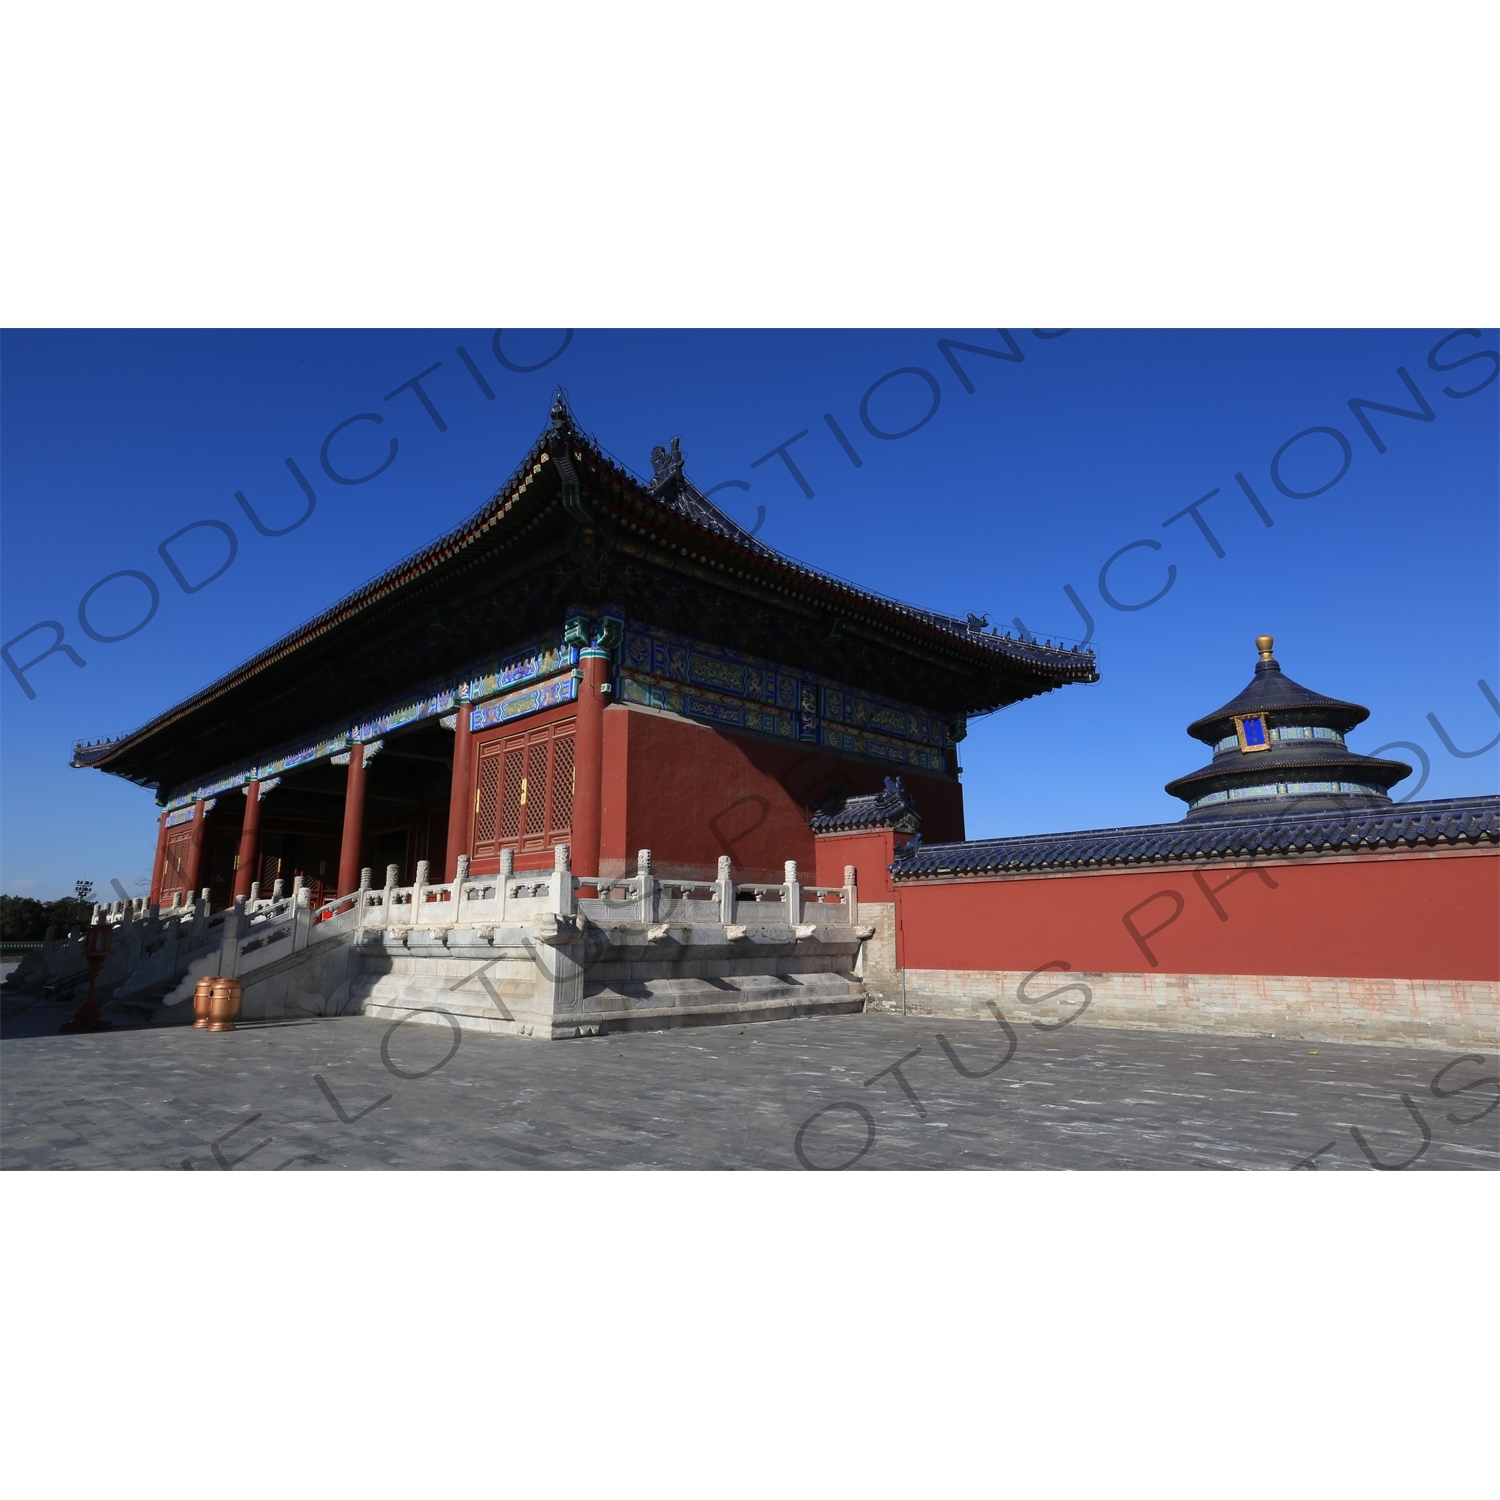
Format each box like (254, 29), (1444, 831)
(874, 967), (1499, 1050)
(360, 971), (866, 1039)
(215, 916), (872, 1039)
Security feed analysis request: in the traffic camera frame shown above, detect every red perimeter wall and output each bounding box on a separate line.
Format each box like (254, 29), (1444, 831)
(813, 827), (909, 897)
(893, 848), (1500, 982)
(600, 704), (963, 882)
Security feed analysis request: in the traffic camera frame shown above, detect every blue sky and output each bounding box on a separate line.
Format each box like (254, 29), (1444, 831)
(2, 328), (1495, 899)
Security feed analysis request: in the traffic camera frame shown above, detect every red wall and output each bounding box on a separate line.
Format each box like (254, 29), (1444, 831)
(601, 704), (964, 882)
(814, 828), (897, 896)
(812, 827), (923, 897)
(894, 849), (1500, 982)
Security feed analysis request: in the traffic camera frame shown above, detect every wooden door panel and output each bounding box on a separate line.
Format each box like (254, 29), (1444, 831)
(521, 740), (550, 850)
(500, 747), (524, 840)
(472, 716), (576, 860)
(162, 828), (193, 900)
(474, 746), (501, 851)
(549, 732), (575, 837)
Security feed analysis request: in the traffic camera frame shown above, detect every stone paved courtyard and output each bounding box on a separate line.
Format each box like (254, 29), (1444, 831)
(2, 991), (1495, 1170)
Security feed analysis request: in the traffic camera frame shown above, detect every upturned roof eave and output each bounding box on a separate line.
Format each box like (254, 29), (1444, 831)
(75, 427), (560, 772)
(1163, 751), (1415, 800)
(577, 441), (1098, 690)
(1185, 680), (1370, 742)
(597, 488), (1092, 701)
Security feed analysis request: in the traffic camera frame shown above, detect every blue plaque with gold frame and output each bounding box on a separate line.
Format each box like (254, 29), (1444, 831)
(1234, 713), (1270, 752)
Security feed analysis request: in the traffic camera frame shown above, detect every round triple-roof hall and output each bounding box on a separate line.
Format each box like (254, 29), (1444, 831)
(1165, 635), (1413, 819)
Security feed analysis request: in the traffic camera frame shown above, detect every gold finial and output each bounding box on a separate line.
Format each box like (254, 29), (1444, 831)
(1256, 634), (1275, 661)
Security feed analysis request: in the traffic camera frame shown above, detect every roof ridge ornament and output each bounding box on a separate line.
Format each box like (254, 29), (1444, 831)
(649, 436), (687, 496)
(809, 775), (922, 834)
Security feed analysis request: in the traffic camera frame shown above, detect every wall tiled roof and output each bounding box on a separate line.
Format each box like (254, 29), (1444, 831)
(810, 777), (921, 832)
(891, 794), (1500, 878)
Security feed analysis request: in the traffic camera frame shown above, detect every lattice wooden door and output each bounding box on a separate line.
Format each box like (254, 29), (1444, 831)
(471, 718), (575, 860)
(161, 827), (193, 902)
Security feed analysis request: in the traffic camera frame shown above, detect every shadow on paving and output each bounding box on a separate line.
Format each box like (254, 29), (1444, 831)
(1, 1000), (1496, 1171)
(1, 988), (157, 1041)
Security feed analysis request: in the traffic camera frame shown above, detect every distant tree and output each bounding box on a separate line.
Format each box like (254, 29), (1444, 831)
(1, 894), (47, 941)
(1, 890), (98, 941)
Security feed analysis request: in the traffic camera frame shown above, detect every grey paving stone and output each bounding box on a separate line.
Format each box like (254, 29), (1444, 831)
(2, 993), (1495, 1170)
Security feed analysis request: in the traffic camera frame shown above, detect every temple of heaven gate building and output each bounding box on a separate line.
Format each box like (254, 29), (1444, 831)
(74, 396), (1098, 913)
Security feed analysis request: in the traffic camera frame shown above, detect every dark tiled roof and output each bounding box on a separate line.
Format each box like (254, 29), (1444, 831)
(890, 794), (1500, 878)
(810, 777), (922, 833)
(71, 741), (118, 768)
(643, 435), (1095, 677)
(1187, 653), (1367, 742)
(1164, 745), (1413, 807)
(74, 400), (1098, 776)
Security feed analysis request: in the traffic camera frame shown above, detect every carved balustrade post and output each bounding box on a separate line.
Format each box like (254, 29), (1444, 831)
(499, 848), (514, 924)
(453, 854), (470, 926)
(716, 855), (735, 925)
(293, 884), (312, 952)
(550, 844), (575, 916)
(783, 860), (802, 925)
(637, 849), (656, 923)
(411, 860), (429, 927)
(221, 895), (246, 979)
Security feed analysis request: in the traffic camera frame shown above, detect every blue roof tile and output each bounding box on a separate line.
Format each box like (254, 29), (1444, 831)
(891, 794), (1500, 878)
(810, 776), (921, 833)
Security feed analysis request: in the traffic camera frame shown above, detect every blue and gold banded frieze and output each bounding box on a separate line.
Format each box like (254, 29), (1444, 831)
(617, 617), (953, 772)
(163, 630), (579, 811)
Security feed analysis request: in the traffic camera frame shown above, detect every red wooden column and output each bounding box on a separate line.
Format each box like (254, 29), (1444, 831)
(149, 811), (170, 903)
(232, 781), (263, 902)
(444, 698), (473, 882)
(337, 743), (367, 895)
(571, 647), (611, 882)
(182, 798), (208, 897)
